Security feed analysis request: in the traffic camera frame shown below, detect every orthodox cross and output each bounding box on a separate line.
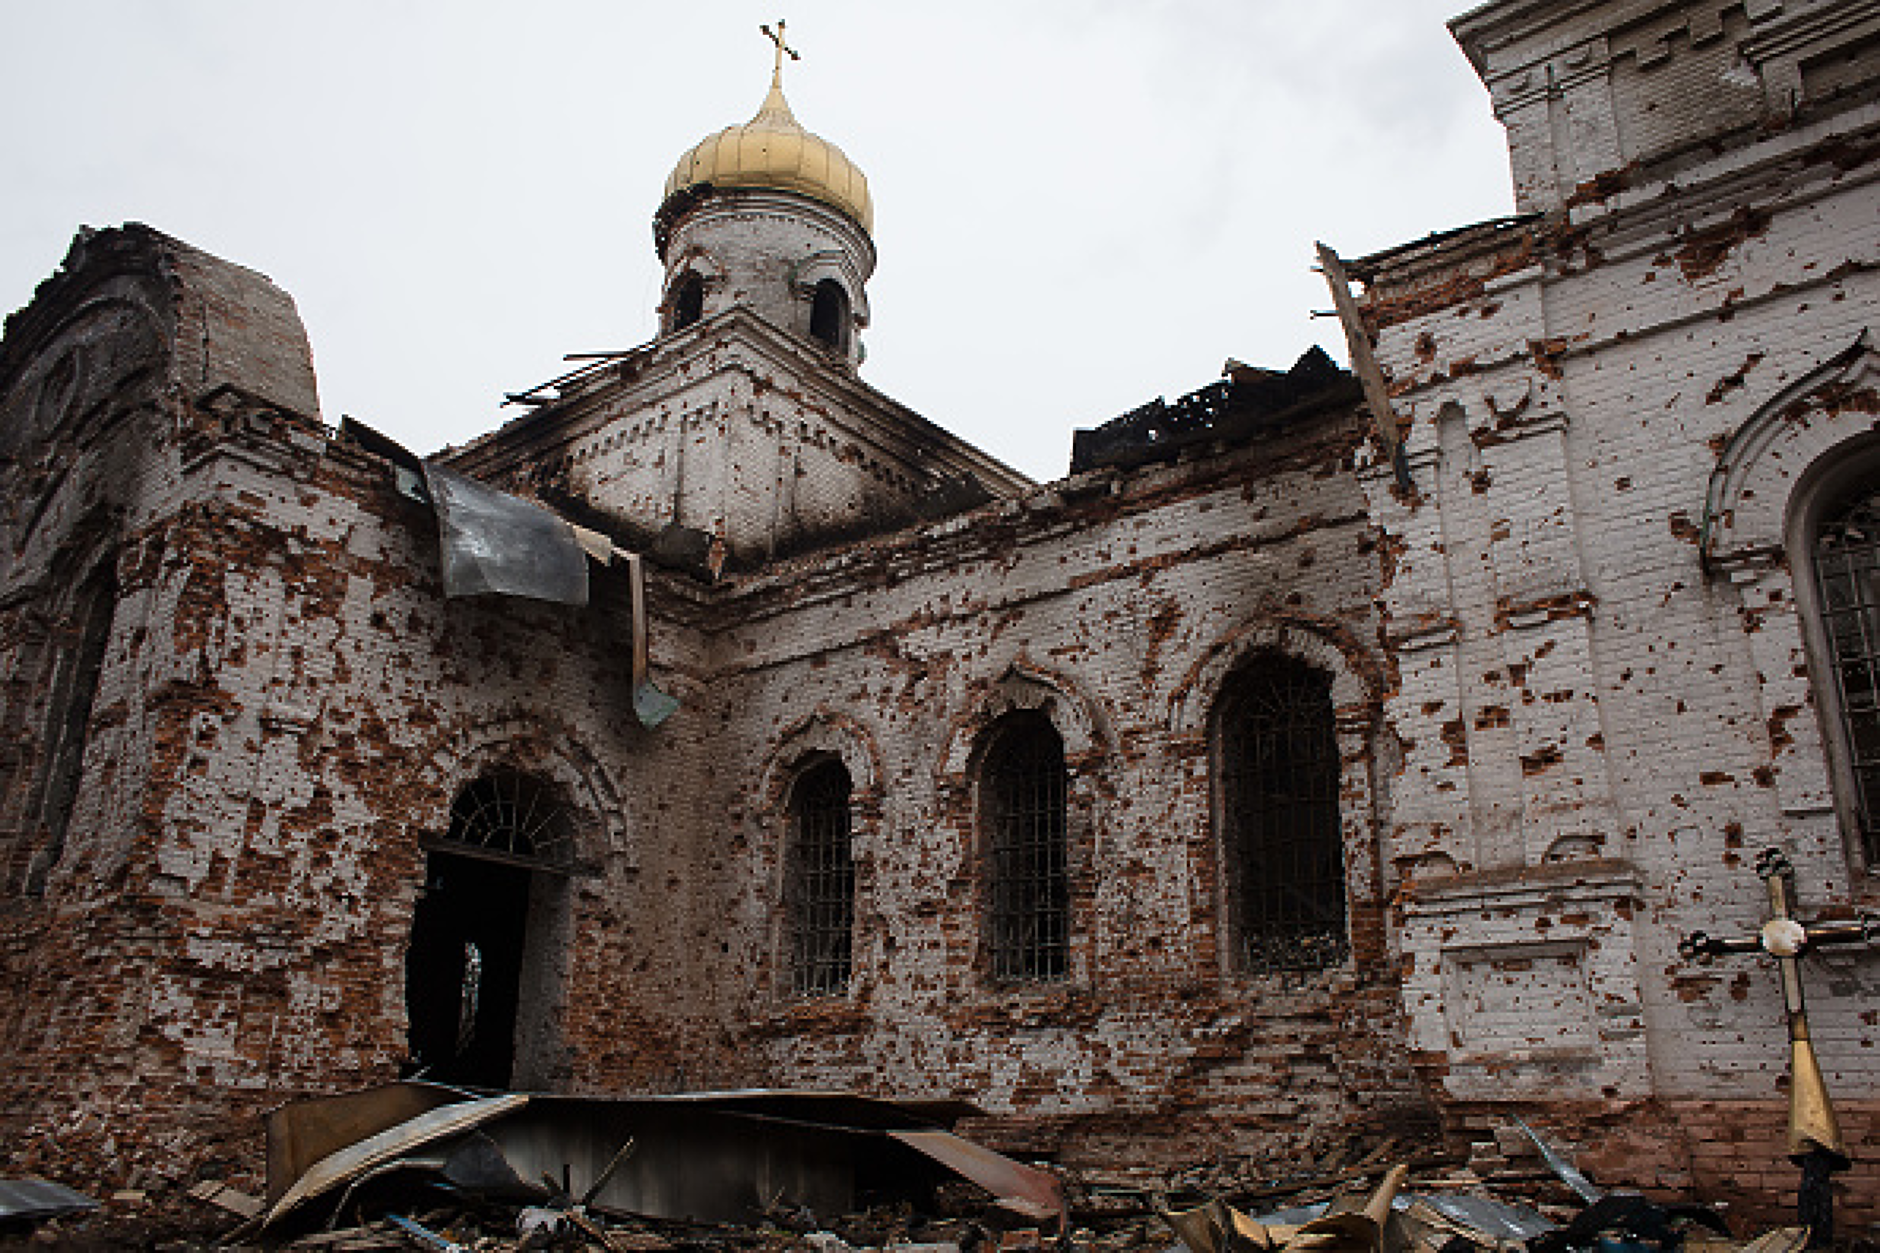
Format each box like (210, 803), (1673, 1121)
(1680, 848), (1877, 1245)
(761, 19), (800, 83)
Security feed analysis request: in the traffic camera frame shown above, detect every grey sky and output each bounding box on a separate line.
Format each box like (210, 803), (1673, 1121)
(0, 1), (1513, 483)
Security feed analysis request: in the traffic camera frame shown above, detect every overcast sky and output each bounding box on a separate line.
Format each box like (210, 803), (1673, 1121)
(0, 1), (1513, 483)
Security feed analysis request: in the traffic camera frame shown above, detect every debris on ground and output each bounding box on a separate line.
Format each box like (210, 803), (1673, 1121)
(0, 1102), (1835, 1252)
(0, 1176), (99, 1229)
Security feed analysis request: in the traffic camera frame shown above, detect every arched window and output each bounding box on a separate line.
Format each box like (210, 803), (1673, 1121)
(787, 756), (855, 997)
(1216, 655), (1347, 975)
(809, 279), (849, 353)
(441, 770), (575, 869)
(982, 711), (1069, 983)
(1811, 483), (1880, 862)
(670, 271), (704, 332)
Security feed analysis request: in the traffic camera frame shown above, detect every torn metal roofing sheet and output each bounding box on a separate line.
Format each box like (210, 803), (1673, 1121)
(261, 1084), (1050, 1231)
(260, 1092), (529, 1230)
(0, 1177), (98, 1224)
(886, 1129), (1063, 1223)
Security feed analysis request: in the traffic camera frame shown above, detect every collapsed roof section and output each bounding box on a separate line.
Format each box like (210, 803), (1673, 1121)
(1069, 346), (1359, 474)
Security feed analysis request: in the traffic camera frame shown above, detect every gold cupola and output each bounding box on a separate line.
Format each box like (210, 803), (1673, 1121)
(659, 23), (873, 237)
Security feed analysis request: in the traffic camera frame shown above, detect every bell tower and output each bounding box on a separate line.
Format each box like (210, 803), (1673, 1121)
(653, 21), (875, 368)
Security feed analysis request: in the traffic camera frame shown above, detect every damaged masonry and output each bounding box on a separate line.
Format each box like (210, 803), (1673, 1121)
(5, 0), (1880, 1247)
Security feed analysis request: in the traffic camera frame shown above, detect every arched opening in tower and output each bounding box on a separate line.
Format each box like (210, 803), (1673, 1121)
(671, 270), (705, 332)
(810, 279), (849, 352)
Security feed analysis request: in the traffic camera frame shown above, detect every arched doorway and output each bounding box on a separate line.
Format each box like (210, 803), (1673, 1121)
(406, 770), (574, 1088)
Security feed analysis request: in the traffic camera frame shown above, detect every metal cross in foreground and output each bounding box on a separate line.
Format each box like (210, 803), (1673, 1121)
(761, 19), (800, 83)
(1680, 848), (1877, 1245)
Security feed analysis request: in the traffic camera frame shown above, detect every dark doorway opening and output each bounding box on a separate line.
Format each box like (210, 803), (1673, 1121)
(407, 771), (575, 1088)
(405, 849), (532, 1088)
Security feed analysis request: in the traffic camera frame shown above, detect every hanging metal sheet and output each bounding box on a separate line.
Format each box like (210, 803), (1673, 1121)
(423, 462), (588, 604)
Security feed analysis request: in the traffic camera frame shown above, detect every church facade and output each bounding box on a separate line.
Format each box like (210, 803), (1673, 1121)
(2, 0), (1877, 1227)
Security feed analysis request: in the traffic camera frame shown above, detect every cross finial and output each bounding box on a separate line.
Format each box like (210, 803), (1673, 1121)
(760, 20), (800, 87)
(1680, 847), (1880, 1245)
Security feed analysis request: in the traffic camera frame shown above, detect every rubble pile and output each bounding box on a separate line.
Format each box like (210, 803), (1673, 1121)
(0, 1088), (1832, 1253)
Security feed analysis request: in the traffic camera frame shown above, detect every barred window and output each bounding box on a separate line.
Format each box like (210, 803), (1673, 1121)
(1217, 656), (1347, 975)
(788, 757), (855, 997)
(1814, 486), (1880, 862)
(983, 711), (1069, 983)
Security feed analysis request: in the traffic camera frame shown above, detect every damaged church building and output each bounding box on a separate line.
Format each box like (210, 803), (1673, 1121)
(3, 0), (1879, 1231)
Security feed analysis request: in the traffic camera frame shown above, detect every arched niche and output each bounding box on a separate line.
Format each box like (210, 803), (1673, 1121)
(790, 253), (871, 330)
(936, 658), (1114, 781)
(1169, 616), (1379, 740)
(758, 707), (885, 820)
(754, 708), (884, 1000)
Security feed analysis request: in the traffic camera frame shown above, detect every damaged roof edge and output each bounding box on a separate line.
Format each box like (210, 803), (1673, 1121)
(1343, 213), (1542, 282)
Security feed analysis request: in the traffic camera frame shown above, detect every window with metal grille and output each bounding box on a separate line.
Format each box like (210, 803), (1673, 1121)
(1815, 486), (1880, 862)
(982, 711), (1069, 983)
(1217, 656), (1347, 975)
(787, 757), (855, 997)
(440, 771), (574, 870)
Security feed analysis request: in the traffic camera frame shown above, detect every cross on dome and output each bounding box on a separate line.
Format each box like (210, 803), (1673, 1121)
(657, 16), (874, 237)
(761, 20), (800, 86)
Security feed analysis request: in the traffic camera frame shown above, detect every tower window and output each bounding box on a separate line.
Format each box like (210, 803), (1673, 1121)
(810, 279), (849, 352)
(787, 757), (855, 997)
(982, 711), (1069, 983)
(1216, 655), (1347, 975)
(670, 271), (704, 332)
(1813, 484), (1880, 862)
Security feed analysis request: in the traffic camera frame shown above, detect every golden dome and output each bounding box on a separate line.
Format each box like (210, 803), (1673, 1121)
(661, 71), (873, 235)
